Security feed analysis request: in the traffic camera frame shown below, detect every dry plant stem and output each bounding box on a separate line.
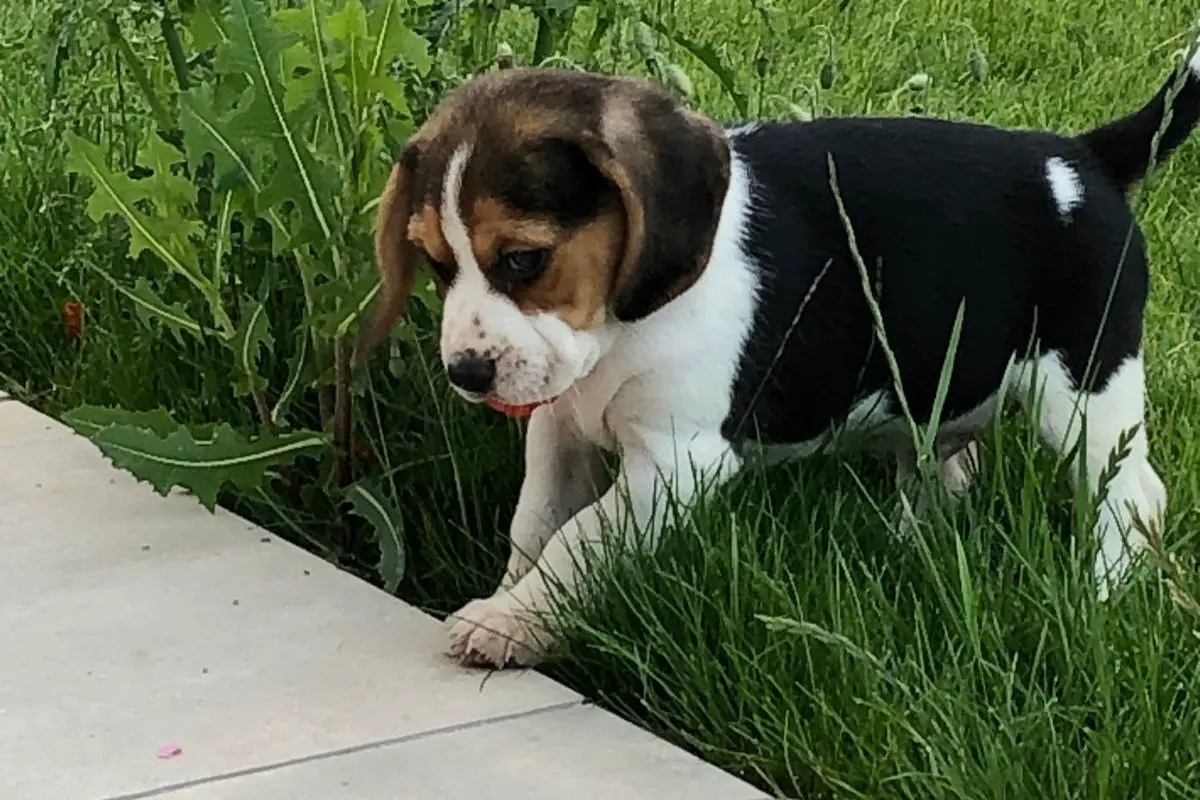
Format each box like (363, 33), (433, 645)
(252, 389), (273, 432)
(333, 338), (354, 486)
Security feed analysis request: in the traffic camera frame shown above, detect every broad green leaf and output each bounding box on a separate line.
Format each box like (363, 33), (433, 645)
(66, 133), (151, 218)
(228, 297), (275, 397)
(296, 0), (351, 161)
(328, 0), (369, 44)
(139, 134), (198, 211)
(64, 405), (220, 450)
(310, 267), (381, 339)
(272, 7), (309, 36)
(64, 409), (328, 511)
(217, 0), (337, 241)
(312, 0), (430, 120)
(282, 69), (321, 116)
(215, 0), (299, 78)
(179, 83), (259, 193)
(179, 86), (299, 259)
(271, 327), (311, 426)
(345, 477), (406, 592)
(213, 71), (252, 114)
(368, 0), (430, 76)
(327, 0), (369, 119)
(127, 277), (207, 343)
(257, 202), (297, 256)
(221, 75), (308, 141)
(363, 73), (409, 115)
(65, 133), (213, 303)
(255, 137), (340, 248)
(84, 260), (205, 343)
(64, 405), (181, 439)
(187, 0), (229, 51)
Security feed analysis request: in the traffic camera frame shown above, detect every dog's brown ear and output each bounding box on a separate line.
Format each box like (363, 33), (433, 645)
(579, 93), (731, 322)
(354, 144), (420, 367)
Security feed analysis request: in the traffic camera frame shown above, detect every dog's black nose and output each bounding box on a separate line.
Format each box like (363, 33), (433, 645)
(446, 353), (497, 395)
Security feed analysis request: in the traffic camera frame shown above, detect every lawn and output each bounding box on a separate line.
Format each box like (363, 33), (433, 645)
(3, 0), (1200, 797)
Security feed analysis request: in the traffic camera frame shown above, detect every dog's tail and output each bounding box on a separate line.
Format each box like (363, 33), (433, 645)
(1079, 34), (1200, 191)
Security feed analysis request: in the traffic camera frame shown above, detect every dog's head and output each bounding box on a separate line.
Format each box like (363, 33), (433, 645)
(359, 68), (731, 412)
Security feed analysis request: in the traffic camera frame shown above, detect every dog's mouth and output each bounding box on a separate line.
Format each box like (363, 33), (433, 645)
(484, 395), (556, 418)
(449, 384), (557, 417)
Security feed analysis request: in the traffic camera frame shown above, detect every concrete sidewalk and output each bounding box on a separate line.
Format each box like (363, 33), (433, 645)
(0, 398), (767, 799)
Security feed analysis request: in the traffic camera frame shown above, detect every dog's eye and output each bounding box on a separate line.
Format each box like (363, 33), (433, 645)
(497, 249), (549, 285)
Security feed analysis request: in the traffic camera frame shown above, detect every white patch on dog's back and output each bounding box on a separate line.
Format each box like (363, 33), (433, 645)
(1045, 156), (1084, 220)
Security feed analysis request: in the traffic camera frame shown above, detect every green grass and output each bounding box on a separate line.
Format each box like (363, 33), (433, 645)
(4, 0), (1200, 798)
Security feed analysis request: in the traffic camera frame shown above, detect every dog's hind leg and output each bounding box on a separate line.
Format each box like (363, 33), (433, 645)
(1014, 351), (1166, 599)
(892, 439), (981, 535)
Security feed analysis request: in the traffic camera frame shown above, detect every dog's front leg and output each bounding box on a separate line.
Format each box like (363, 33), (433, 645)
(446, 428), (738, 668)
(498, 406), (611, 592)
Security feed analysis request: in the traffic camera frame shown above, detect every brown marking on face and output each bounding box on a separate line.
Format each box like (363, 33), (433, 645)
(462, 193), (626, 331)
(468, 197), (561, 266)
(407, 204), (452, 266)
(510, 208), (626, 330)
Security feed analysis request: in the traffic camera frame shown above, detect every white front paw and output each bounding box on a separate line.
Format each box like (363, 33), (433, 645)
(444, 595), (548, 668)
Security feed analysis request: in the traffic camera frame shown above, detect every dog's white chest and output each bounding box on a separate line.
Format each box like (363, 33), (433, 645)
(552, 363), (628, 452)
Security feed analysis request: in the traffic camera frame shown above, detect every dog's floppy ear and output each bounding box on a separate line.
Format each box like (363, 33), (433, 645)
(578, 93), (731, 322)
(354, 143), (420, 367)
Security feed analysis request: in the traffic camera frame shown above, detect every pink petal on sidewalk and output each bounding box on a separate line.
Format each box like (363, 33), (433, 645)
(156, 744), (183, 759)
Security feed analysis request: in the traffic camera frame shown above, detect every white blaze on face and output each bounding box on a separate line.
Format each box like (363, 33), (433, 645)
(437, 143), (604, 404)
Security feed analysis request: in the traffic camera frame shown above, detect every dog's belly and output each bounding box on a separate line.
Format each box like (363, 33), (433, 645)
(742, 390), (998, 467)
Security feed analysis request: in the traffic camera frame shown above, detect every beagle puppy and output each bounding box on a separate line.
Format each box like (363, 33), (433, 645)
(360, 37), (1200, 668)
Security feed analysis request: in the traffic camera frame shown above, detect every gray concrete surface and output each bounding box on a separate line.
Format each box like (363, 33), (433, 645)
(0, 401), (768, 800)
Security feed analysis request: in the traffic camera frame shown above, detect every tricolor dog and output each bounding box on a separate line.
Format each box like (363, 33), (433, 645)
(359, 35), (1200, 668)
